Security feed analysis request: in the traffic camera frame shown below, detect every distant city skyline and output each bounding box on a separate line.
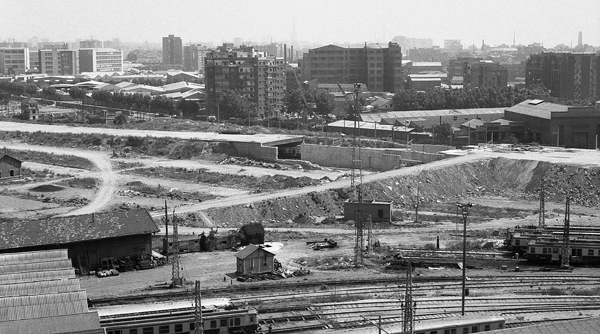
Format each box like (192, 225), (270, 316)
(1, 0), (599, 48)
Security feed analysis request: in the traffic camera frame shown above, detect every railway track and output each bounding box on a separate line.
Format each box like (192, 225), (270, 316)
(259, 296), (600, 333)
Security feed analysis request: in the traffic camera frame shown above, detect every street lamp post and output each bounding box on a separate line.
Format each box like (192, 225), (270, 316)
(457, 202), (473, 316)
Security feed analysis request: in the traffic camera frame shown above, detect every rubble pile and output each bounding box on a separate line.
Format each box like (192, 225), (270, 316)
(220, 156), (286, 170)
(236, 267), (311, 282)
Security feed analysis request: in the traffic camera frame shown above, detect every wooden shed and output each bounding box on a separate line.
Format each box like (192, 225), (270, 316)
(235, 244), (276, 275)
(0, 153), (22, 179)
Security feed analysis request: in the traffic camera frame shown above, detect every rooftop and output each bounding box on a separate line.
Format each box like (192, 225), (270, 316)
(235, 244), (275, 259)
(505, 99), (570, 119)
(0, 209), (159, 251)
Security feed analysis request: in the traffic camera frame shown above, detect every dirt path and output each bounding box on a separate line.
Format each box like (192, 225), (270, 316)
(0, 141), (117, 216)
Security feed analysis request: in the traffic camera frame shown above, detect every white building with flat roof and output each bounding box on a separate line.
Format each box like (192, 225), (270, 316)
(79, 48), (123, 72)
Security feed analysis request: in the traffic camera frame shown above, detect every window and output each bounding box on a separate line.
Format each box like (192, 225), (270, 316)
(250, 316), (255, 323)
(158, 326), (169, 334)
(234, 317), (241, 326)
(484, 324), (490, 331)
(142, 328), (154, 334)
(430, 331), (437, 334)
(190, 323), (195, 330)
(451, 330), (456, 334)
(220, 319), (228, 327)
(174, 324), (183, 332)
(129, 330), (138, 334)
(589, 249), (594, 256)
(210, 320), (217, 328)
(553, 248), (559, 253)
(530, 247), (535, 254)
(463, 328), (468, 334)
(108, 331), (122, 334)
(515, 239), (520, 246)
(472, 325), (479, 332)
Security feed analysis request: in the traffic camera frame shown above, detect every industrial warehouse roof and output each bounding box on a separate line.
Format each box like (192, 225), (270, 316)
(360, 107), (506, 123)
(0, 249), (103, 333)
(486, 317), (600, 333)
(0, 209), (159, 251)
(505, 99), (570, 119)
(235, 244), (275, 259)
(327, 120), (415, 133)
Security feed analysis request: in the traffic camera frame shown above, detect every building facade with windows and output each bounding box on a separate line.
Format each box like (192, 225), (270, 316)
(39, 49), (79, 75)
(301, 42), (403, 92)
(0, 48), (30, 75)
(205, 50), (286, 118)
(526, 52), (600, 101)
(163, 34), (183, 65)
(79, 48), (123, 72)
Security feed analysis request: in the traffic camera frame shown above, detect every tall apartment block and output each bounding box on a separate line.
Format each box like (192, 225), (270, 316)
(39, 49), (79, 75)
(301, 42), (402, 92)
(205, 50), (286, 117)
(526, 52), (600, 101)
(449, 57), (508, 88)
(162, 35), (183, 65)
(0, 48), (30, 75)
(184, 44), (209, 73)
(79, 48), (123, 72)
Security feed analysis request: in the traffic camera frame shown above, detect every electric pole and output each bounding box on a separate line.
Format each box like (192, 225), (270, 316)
(561, 194), (572, 269)
(402, 261), (414, 334)
(171, 210), (182, 287)
(164, 200), (169, 262)
(194, 280), (203, 334)
(457, 202), (473, 316)
(538, 175), (546, 228)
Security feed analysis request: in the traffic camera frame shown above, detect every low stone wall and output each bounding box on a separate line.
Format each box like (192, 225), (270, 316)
(300, 144), (445, 170)
(411, 144), (455, 153)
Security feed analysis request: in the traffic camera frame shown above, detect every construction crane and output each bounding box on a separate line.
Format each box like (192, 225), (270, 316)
(171, 210), (183, 287)
(561, 194), (572, 269)
(292, 71), (316, 128)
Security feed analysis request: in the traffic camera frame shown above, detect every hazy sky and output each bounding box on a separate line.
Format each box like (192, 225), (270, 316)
(2, 0), (599, 48)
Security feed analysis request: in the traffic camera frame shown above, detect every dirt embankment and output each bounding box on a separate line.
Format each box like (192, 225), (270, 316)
(203, 157), (600, 227)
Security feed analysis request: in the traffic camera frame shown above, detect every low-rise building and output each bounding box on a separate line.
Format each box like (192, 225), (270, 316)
(344, 200), (392, 222)
(20, 97), (39, 120)
(0, 209), (159, 275)
(79, 48), (123, 72)
(235, 244), (276, 275)
(0, 151), (21, 179)
(0, 47), (30, 75)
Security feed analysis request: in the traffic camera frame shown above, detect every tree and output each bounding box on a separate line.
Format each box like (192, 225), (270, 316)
(69, 87), (85, 100)
(218, 90), (255, 120)
(25, 84), (38, 97)
(41, 87), (57, 100)
(312, 90), (336, 116)
(113, 113), (128, 125)
(283, 89), (304, 115)
(434, 123), (454, 145)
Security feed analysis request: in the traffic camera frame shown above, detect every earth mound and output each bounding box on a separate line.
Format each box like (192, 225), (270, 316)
(30, 184), (65, 192)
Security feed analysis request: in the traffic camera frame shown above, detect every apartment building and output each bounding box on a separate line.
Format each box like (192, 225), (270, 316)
(79, 48), (123, 72)
(205, 49), (286, 117)
(162, 35), (183, 65)
(449, 57), (508, 88)
(183, 44), (209, 72)
(0, 48), (30, 75)
(526, 52), (600, 101)
(301, 42), (402, 92)
(39, 49), (79, 75)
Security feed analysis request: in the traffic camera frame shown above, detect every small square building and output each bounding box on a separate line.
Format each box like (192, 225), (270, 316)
(20, 98), (39, 120)
(344, 199), (392, 223)
(235, 244), (275, 275)
(0, 152), (21, 179)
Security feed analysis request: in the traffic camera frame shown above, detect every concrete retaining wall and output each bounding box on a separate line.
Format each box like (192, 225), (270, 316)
(232, 142), (278, 162)
(300, 144), (445, 171)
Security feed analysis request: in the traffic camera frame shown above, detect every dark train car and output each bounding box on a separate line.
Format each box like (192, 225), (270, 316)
(525, 238), (600, 265)
(99, 298), (259, 334)
(506, 225), (600, 255)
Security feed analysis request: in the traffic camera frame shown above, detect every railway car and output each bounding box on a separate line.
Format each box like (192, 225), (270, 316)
(525, 238), (600, 265)
(506, 225), (600, 255)
(97, 298), (259, 334)
(414, 316), (506, 334)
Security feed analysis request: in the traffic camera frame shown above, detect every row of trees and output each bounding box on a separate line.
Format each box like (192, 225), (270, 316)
(392, 86), (536, 111)
(88, 89), (178, 115)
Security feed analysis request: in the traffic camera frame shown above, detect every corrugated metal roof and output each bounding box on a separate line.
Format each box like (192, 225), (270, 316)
(0, 259), (73, 274)
(505, 99), (569, 119)
(486, 317), (600, 333)
(0, 209), (158, 250)
(327, 120), (414, 133)
(0, 249), (67, 265)
(0, 291), (89, 321)
(0, 278), (81, 297)
(0, 269), (76, 284)
(363, 107), (505, 123)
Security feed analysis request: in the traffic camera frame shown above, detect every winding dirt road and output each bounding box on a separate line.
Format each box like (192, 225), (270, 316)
(0, 141), (117, 216)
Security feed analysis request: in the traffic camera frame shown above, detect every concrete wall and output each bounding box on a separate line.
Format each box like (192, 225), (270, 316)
(232, 142), (278, 161)
(300, 144), (445, 171)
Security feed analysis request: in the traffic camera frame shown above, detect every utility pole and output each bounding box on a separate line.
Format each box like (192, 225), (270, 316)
(194, 280), (203, 334)
(171, 210), (182, 287)
(164, 201), (169, 262)
(561, 194), (572, 269)
(402, 261), (414, 334)
(352, 82), (364, 266)
(457, 202), (473, 316)
(538, 176), (546, 228)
